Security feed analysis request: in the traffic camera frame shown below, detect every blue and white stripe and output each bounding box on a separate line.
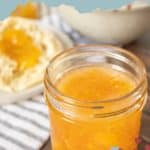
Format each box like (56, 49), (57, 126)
(0, 95), (49, 150)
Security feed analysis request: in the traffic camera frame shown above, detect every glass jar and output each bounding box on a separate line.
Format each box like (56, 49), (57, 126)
(44, 45), (147, 150)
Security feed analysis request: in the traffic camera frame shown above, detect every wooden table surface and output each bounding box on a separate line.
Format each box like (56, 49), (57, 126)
(42, 33), (150, 150)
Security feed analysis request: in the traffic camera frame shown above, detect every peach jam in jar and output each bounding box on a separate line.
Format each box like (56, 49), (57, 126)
(44, 45), (147, 150)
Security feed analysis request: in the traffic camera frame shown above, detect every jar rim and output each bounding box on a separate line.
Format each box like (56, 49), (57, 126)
(44, 44), (147, 106)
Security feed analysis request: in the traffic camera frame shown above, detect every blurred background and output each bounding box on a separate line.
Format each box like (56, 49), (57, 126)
(0, 0), (137, 19)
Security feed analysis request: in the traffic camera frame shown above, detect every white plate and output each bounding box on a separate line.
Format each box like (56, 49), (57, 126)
(0, 22), (73, 105)
(0, 84), (43, 105)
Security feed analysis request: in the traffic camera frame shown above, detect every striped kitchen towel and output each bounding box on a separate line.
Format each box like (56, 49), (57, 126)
(0, 95), (49, 150)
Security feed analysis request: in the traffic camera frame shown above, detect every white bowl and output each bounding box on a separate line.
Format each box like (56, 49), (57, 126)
(58, 2), (150, 45)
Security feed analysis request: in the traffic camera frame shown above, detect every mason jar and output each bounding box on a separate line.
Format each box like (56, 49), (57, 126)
(44, 45), (147, 150)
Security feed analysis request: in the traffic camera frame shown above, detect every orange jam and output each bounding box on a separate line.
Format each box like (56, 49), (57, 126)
(0, 28), (41, 70)
(57, 66), (135, 101)
(48, 66), (142, 150)
(11, 2), (39, 19)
